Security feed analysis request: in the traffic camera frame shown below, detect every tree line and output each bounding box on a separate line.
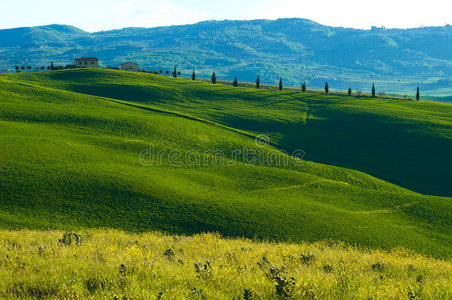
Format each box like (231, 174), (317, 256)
(6, 63), (422, 101)
(12, 62), (71, 72)
(190, 70), (421, 101)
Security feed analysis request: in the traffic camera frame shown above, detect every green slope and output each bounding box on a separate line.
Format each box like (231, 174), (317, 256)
(14, 69), (452, 197)
(0, 70), (451, 258)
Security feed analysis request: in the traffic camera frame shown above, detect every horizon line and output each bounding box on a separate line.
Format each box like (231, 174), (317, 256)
(0, 17), (451, 33)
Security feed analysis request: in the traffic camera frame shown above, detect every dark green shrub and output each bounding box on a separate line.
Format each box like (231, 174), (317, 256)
(58, 232), (82, 246)
(119, 263), (127, 275)
(300, 253), (315, 265)
(372, 262), (385, 272)
(85, 277), (106, 293)
(243, 289), (253, 300)
(323, 265), (333, 273)
(165, 248), (175, 259)
(194, 261), (212, 279)
(268, 265), (296, 298)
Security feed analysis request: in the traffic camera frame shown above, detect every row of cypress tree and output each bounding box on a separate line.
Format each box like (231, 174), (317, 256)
(188, 70), (421, 101)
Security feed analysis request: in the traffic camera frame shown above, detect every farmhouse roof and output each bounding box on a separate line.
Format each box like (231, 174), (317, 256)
(120, 62), (138, 66)
(75, 57), (99, 62)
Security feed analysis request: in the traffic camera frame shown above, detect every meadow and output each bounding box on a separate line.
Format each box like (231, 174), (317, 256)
(0, 229), (451, 299)
(0, 70), (451, 260)
(14, 69), (452, 197)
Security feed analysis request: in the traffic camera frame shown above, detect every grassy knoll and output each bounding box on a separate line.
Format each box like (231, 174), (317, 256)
(12, 69), (452, 197)
(0, 70), (451, 259)
(0, 229), (451, 299)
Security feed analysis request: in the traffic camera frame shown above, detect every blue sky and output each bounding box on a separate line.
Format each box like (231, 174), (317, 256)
(1, 0), (451, 32)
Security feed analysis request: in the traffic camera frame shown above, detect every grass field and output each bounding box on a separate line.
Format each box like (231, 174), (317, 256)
(0, 229), (450, 299)
(13, 69), (452, 197)
(0, 69), (451, 260)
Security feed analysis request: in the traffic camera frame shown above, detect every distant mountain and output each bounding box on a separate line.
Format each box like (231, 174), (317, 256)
(0, 24), (88, 47)
(1, 19), (452, 95)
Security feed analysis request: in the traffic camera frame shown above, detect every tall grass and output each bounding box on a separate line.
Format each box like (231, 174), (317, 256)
(0, 229), (450, 299)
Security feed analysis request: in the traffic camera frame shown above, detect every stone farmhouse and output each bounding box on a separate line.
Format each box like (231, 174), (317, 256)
(119, 62), (139, 72)
(75, 57), (99, 68)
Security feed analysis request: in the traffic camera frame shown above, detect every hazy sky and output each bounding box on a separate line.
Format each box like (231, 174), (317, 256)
(1, 0), (451, 32)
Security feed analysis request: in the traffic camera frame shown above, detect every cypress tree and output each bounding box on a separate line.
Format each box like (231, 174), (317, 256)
(233, 76), (238, 87)
(192, 70), (196, 81)
(416, 87), (420, 101)
(372, 83), (376, 97)
(256, 76), (260, 89)
(325, 82), (329, 94)
(348, 87), (352, 96)
(301, 82), (306, 92)
(211, 72), (217, 84)
(279, 78), (283, 91)
(173, 66), (177, 78)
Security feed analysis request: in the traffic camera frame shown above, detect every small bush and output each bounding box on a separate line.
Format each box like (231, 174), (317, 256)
(323, 265), (333, 273)
(416, 275), (424, 284)
(194, 261), (212, 279)
(85, 277), (106, 293)
(119, 263), (127, 275)
(372, 262), (385, 272)
(58, 232), (82, 246)
(300, 253), (315, 265)
(165, 248), (175, 259)
(268, 265), (296, 298)
(243, 289), (253, 300)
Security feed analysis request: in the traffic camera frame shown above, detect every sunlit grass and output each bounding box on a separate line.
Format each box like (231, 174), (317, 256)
(12, 68), (452, 196)
(0, 229), (450, 299)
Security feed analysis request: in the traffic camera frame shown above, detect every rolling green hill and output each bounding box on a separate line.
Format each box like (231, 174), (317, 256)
(0, 69), (451, 258)
(14, 69), (452, 197)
